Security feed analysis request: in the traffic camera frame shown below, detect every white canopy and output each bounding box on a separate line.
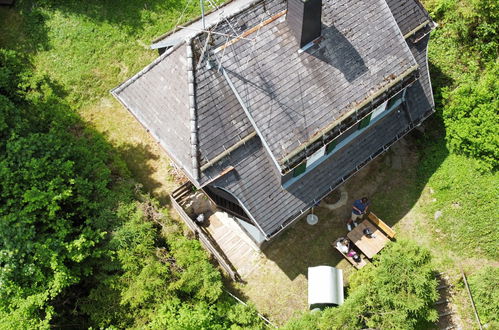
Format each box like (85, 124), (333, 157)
(308, 266), (344, 308)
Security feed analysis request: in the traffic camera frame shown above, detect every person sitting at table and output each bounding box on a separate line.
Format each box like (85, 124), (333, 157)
(336, 238), (350, 254)
(347, 249), (362, 263)
(347, 197), (370, 231)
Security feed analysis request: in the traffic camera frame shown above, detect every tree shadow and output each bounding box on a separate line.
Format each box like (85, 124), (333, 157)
(116, 142), (171, 205)
(0, 2), (50, 52)
(25, 0), (189, 33)
(2, 0), (196, 54)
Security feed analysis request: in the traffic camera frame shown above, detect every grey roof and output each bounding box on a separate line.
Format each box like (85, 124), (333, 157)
(151, 0), (262, 50)
(210, 33), (434, 237)
(219, 0), (417, 169)
(112, 0), (435, 237)
(385, 0), (432, 36)
(111, 43), (198, 181)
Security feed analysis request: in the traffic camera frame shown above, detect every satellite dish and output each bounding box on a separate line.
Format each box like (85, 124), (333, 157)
(307, 214), (319, 225)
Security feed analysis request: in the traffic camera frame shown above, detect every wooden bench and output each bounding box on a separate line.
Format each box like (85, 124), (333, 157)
(367, 212), (396, 239)
(332, 238), (368, 269)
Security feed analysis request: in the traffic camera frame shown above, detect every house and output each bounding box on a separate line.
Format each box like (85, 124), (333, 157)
(112, 0), (435, 247)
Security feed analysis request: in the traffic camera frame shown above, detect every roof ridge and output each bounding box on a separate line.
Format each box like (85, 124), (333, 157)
(186, 40), (200, 180)
(151, 0), (265, 50)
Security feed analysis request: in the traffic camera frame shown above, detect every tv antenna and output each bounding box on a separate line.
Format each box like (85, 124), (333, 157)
(200, 0), (206, 29)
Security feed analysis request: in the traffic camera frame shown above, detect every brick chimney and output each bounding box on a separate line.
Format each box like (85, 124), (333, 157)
(287, 0), (322, 48)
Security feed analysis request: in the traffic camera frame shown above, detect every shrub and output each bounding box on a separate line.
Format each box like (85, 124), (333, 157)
(283, 240), (439, 330)
(467, 266), (499, 327)
(442, 62), (499, 171)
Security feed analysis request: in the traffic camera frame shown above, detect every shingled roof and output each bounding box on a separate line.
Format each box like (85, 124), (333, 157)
(218, 0), (418, 171)
(112, 0), (434, 237)
(112, 42), (201, 181)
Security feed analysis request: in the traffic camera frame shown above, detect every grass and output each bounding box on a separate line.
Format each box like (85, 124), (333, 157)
(1, 0), (497, 327)
(2, 0), (207, 106)
(420, 144), (498, 259)
(1, 0), (220, 201)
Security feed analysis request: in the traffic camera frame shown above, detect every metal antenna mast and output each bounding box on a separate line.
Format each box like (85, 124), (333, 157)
(200, 0), (206, 29)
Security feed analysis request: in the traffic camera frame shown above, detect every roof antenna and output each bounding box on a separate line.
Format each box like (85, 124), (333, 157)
(200, 0), (206, 29)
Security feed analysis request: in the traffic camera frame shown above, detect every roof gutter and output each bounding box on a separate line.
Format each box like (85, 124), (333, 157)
(268, 106), (435, 240)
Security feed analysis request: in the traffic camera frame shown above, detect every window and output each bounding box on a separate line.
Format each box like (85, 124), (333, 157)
(371, 100), (388, 120)
(286, 91), (405, 185)
(387, 93), (402, 109)
(326, 140), (338, 154)
(358, 113), (372, 129)
(306, 146), (326, 167)
(293, 162), (307, 177)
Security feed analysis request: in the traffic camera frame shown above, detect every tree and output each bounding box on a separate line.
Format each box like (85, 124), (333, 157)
(284, 240), (439, 330)
(0, 48), (112, 327)
(1, 48), (263, 328)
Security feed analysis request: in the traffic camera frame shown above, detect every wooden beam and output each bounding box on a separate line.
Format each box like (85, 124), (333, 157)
(201, 132), (257, 172)
(201, 166), (235, 185)
(214, 10), (287, 53)
(403, 20), (431, 39)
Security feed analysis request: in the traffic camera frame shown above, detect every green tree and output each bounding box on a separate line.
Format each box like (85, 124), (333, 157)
(0, 48), (113, 327)
(284, 240), (439, 330)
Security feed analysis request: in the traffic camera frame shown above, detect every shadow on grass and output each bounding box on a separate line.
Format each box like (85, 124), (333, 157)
(258, 62), (454, 281)
(117, 142), (171, 205)
(0, 3), (50, 52)
(2, 0), (193, 53)
(23, 0), (189, 32)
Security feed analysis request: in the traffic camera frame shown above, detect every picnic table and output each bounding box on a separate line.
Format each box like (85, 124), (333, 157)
(347, 219), (390, 259)
(332, 238), (368, 269)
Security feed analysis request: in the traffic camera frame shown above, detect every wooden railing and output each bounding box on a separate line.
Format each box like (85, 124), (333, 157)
(170, 183), (241, 281)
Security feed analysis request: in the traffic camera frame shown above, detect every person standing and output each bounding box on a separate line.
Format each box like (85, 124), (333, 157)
(347, 197), (369, 231)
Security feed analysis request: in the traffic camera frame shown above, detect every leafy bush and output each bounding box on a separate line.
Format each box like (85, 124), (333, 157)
(81, 201), (263, 329)
(424, 0), (498, 171)
(0, 48), (113, 327)
(284, 240), (439, 330)
(0, 49), (263, 328)
(467, 266), (499, 327)
(451, 0), (498, 62)
(442, 62), (499, 171)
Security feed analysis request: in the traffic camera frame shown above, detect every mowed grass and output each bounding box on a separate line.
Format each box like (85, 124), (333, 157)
(2, 0), (208, 105)
(419, 143), (499, 259)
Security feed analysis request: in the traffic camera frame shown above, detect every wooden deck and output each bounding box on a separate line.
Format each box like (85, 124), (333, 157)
(171, 182), (262, 280)
(206, 212), (262, 279)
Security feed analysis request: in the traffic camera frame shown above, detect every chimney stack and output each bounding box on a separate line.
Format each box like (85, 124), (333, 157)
(287, 0), (322, 48)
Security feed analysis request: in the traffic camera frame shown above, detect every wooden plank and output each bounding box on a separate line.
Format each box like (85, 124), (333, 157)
(368, 212), (396, 238)
(170, 194), (241, 281)
(462, 269), (483, 330)
(347, 220), (389, 259)
(214, 10), (287, 53)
